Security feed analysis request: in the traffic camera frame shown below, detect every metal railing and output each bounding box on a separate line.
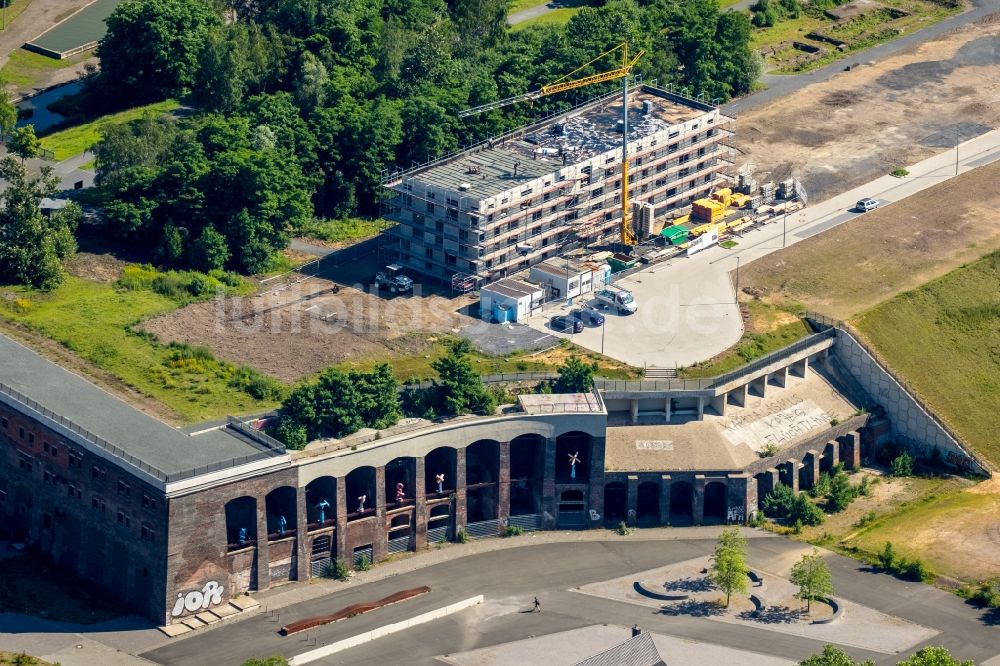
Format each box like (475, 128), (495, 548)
(594, 329), (836, 394)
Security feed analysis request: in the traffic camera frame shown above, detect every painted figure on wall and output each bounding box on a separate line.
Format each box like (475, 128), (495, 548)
(436, 473), (445, 493)
(395, 482), (405, 503)
(278, 515), (287, 536)
(316, 499), (330, 524)
(238, 527), (247, 546)
(568, 451), (580, 479)
(357, 494), (367, 513)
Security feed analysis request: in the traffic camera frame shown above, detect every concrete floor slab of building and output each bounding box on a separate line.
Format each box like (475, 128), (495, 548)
(603, 369), (857, 472)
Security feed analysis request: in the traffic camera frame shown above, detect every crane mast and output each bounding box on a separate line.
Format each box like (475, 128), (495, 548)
(460, 42), (644, 247)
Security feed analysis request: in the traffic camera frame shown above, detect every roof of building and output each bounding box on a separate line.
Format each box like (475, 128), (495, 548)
(573, 631), (666, 666)
(0, 334), (280, 481)
(531, 258), (589, 279)
(397, 87), (713, 200)
(518, 392), (604, 415)
(482, 277), (542, 299)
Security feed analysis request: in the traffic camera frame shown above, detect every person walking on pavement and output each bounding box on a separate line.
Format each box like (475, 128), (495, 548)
(533, 597), (541, 612)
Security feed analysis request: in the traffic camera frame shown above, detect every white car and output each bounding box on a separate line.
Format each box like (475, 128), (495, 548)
(856, 198), (879, 212)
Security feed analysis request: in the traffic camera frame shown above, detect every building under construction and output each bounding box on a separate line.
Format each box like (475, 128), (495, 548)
(381, 84), (734, 286)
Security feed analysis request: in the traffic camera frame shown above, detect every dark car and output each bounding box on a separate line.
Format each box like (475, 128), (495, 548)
(550, 315), (584, 333)
(574, 307), (605, 327)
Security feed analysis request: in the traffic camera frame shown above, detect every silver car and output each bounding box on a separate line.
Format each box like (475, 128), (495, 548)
(856, 198), (879, 212)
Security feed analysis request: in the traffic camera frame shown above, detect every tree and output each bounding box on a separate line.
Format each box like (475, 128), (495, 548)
(799, 644), (875, 666)
(826, 468), (856, 512)
(710, 526), (749, 607)
(790, 549), (834, 612)
(896, 647), (973, 666)
(99, 0), (221, 103)
(790, 492), (825, 525)
(878, 541), (897, 571)
(191, 24), (251, 114)
(7, 125), (40, 162)
(0, 87), (16, 138)
(191, 225), (229, 271)
(890, 451), (913, 477)
(553, 355), (597, 393)
(431, 338), (496, 416)
(0, 158), (74, 290)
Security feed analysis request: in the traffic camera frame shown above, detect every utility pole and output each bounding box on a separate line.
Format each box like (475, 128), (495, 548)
(601, 314), (607, 355)
(782, 207), (787, 248)
(955, 144), (959, 176)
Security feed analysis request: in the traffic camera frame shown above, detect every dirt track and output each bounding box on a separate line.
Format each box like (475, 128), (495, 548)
(735, 14), (1000, 203)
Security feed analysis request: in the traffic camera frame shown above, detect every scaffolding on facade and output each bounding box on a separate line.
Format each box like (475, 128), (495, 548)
(451, 272), (478, 294)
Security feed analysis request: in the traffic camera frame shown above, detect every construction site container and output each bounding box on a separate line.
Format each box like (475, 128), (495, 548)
(608, 253), (637, 272)
(660, 225), (689, 245)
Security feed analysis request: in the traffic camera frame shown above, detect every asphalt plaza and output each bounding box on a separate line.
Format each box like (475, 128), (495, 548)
(138, 531), (1000, 666)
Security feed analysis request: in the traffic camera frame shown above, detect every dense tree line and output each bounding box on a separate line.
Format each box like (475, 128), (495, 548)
(88, 0), (759, 273)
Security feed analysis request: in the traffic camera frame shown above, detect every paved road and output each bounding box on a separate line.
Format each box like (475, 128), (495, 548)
(528, 128), (1000, 369)
(141, 534), (999, 666)
(507, 0), (589, 26)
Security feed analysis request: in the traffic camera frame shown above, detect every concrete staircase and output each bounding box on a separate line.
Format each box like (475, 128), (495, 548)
(158, 595), (261, 637)
(644, 366), (677, 379)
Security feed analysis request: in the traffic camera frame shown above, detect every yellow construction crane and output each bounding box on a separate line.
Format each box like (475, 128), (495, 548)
(460, 42), (645, 246)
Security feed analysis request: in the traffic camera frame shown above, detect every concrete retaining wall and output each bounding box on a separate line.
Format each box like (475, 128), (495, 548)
(832, 329), (989, 476)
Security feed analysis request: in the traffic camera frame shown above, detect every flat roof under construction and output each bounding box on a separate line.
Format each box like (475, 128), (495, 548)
(398, 87), (713, 200)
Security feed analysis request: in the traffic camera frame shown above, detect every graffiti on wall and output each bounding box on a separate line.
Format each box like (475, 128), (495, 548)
(722, 398), (833, 452)
(726, 505), (745, 524)
(171, 581), (225, 617)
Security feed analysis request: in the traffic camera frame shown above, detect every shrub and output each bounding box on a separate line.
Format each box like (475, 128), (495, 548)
(759, 442), (780, 458)
(878, 541), (897, 570)
(616, 521), (633, 536)
(762, 484), (796, 518)
(749, 510), (766, 528)
(792, 518), (803, 534)
(326, 559), (350, 580)
(809, 473), (832, 498)
(891, 452), (914, 477)
(857, 475), (873, 497)
(969, 579), (1000, 607)
(790, 493), (825, 526)
(853, 511), (877, 528)
(355, 554), (372, 571)
(891, 168), (909, 177)
(274, 417), (308, 450)
(900, 558), (932, 582)
(456, 528), (470, 544)
(229, 365), (285, 401)
(826, 470), (857, 512)
(503, 524), (524, 538)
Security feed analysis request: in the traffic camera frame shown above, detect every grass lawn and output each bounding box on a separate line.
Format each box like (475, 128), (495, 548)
(807, 474), (997, 584)
(0, 47), (91, 90)
(0, 273), (281, 424)
(679, 299), (811, 378)
(852, 251), (1000, 468)
(38, 99), (180, 160)
(510, 0), (550, 12)
(0, 653), (53, 666)
(0, 0), (32, 32)
(0, 554), (121, 624)
(334, 337), (638, 384)
(295, 218), (390, 248)
(510, 6), (583, 29)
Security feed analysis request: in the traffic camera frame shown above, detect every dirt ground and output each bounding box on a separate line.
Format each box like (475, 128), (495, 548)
(140, 273), (478, 383)
(738, 158), (1000, 319)
(736, 14), (1000, 204)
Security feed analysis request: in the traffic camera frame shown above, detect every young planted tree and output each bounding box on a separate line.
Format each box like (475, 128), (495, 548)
(799, 644), (875, 666)
(553, 355), (598, 393)
(710, 527), (749, 607)
(790, 548), (834, 612)
(896, 646), (973, 666)
(431, 339), (496, 416)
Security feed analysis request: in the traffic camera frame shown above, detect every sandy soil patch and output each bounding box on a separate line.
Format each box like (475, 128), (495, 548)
(140, 275), (475, 382)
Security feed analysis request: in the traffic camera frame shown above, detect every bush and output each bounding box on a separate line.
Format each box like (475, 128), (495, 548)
(900, 558), (932, 582)
(857, 474), (874, 497)
(762, 484), (796, 518)
(749, 510), (766, 527)
(968, 579), (1000, 607)
(616, 521), (633, 536)
(456, 528), (470, 544)
(790, 493), (825, 526)
(826, 470), (857, 512)
(878, 541), (897, 570)
(503, 524), (524, 538)
(853, 511), (877, 528)
(891, 452), (914, 477)
(891, 167), (909, 177)
(274, 417), (308, 450)
(326, 559), (350, 580)
(229, 365), (285, 401)
(759, 442), (780, 458)
(355, 554), (372, 571)
(809, 473), (832, 498)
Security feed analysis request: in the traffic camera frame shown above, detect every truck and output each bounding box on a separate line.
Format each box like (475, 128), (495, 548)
(374, 264), (413, 294)
(595, 285), (637, 314)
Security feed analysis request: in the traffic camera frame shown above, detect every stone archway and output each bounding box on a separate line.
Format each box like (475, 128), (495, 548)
(637, 481), (660, 526)
(703, 482), (727, 523)
(670, 481), (693, 525)
(604, 482), (627, 524)
(466, 440), (500, 523)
